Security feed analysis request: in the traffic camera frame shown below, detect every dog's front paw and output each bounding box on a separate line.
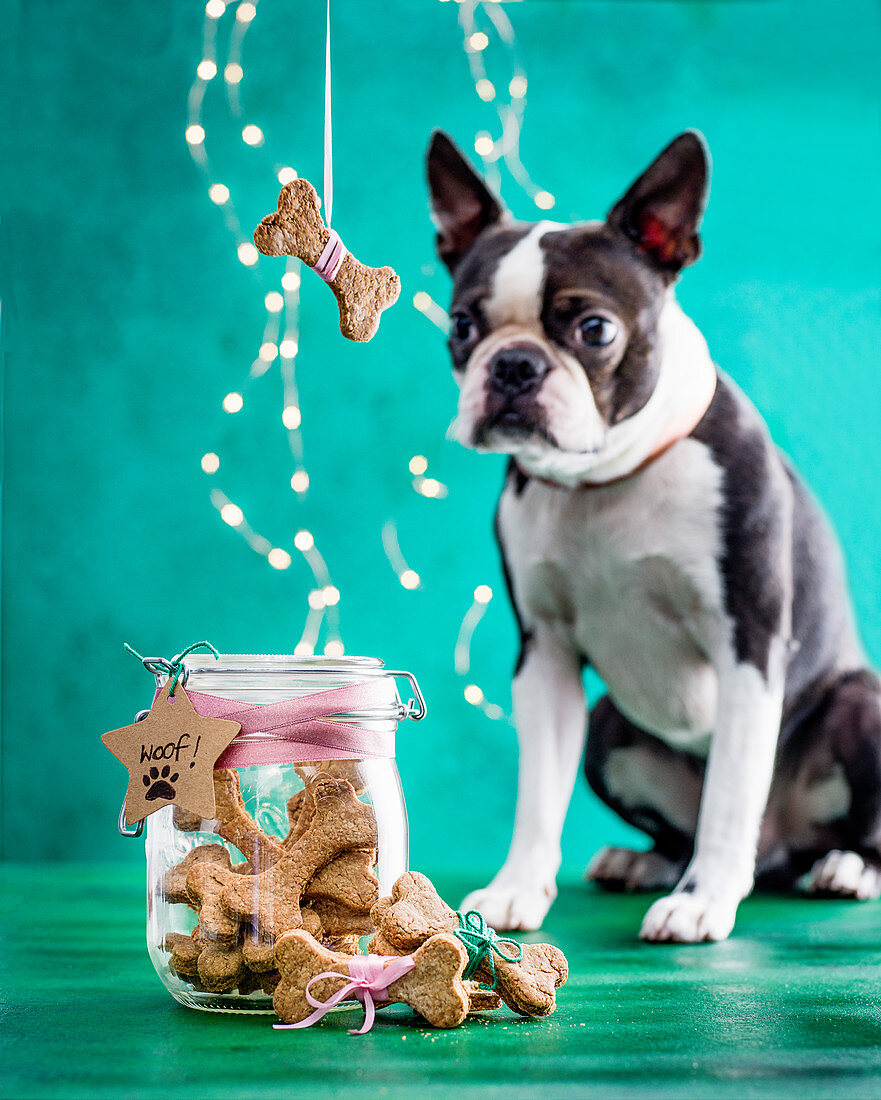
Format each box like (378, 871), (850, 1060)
(461, 881), (556, 932)
(586, 846), (683, 892)
(639, 891), (737, 943)
(804, 850), (881, 900)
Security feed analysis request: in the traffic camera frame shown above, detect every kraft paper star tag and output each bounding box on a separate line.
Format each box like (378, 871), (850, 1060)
(102, 683), (241, 826)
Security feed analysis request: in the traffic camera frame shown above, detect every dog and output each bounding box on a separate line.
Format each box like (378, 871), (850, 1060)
(426, 129), (881, 942)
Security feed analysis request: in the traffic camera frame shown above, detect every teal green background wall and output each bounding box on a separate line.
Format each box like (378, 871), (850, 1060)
(2, 0), (879, 874)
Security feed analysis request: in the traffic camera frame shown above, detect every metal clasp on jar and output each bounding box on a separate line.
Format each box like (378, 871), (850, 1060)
(387, 670), (427, 721)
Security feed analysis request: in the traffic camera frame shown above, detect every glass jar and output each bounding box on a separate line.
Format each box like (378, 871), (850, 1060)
(140, 653), (422, 1013)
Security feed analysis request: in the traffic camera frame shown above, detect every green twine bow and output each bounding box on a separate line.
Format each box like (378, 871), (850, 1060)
(123, 640), (219, 697)
(453, 909), (523, 991)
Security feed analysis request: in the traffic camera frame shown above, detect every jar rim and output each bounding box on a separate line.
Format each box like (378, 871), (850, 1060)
(180, 653), (386, 675)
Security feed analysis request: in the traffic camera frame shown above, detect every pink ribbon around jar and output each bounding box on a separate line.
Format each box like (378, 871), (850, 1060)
(153, 679), (399, 766)
(273, 953), (417, 1035)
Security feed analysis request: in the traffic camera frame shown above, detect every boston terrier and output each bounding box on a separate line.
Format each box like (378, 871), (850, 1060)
(427, 129), (881, 942)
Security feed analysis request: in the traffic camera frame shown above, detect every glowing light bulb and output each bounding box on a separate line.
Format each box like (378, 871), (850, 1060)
(412, 291), (431, 312)
(267, 548), (291, 570)
(464, 684), (485, 705)
(509, 75), (527, 98)
(294, 641), (313, 656)
(324, 640), (345, 657)
(282, 406), (301, 430)
(201, 452), (220, 474)
(205, 0), (226, 17)
(420, 478), (441, 498)
(469, 31), (489, 51)
(236, 2), (256, 21)
(400, 569), (420, 590)
(279, 338), (298, 358)
(476, 79), (495, 102)
(474, 132), (494, 157)
(282, 271), (300, 292)
(290, 470), (309, 493)
(209, 183), (230, 205)
(220, 503), (244, 527)
(197, 60), (217, 80)
(258, 342), (278, 362)
(222, 392), (243, 413)
(474, 584), (493, 604)
(237, 242), (259, 266)
(294, 530), (314, 552)
(224, 63), (243, 84)
(534, 190), (556, 210)
(242, 124), (264, 147)
(264, 291), (283, 312)
(277, 166), (297, 185)
(185, 124), (205, 145)
(308, 589), (326, 610)
(409, 455), (428, 476)
(322, 585), (340, 607)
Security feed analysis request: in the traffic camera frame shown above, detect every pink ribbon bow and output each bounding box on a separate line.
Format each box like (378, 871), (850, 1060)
(155, 679), (398, 766)
(273, 953), (417, 1035)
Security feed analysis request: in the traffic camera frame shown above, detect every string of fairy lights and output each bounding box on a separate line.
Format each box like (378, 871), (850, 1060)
(185, 0), (550, 707)
(402, 0), (555, 724)
(186, 0), (343, 657)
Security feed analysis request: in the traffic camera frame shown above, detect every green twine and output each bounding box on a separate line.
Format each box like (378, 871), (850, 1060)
(453, 909), (523, 991)
(123, 640), (219, 696)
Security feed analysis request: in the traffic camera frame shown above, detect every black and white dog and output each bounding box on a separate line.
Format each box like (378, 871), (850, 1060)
(427, 129), (881, 942)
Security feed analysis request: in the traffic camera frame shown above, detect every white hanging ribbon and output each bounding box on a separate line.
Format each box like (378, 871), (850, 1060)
(323, 0), (333, 227)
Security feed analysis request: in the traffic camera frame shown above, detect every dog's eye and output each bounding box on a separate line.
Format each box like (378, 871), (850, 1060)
(578, 316), (618, 347)
(450, 311), (475, 343)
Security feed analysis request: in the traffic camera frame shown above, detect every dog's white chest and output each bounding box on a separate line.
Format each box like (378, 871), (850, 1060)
(500, 439), (727, 749)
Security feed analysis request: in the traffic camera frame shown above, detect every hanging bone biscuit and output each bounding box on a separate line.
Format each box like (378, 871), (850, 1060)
(273, 930), (470, 1029)
(254, 178), (400, 342)
(221, 776), (378, 940)
(369, 871), (569, 1018)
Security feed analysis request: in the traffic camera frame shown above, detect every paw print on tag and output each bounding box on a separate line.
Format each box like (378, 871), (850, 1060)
(143, 764), (179, 802)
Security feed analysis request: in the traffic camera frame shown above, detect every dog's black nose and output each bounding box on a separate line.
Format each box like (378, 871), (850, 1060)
(488, 347), (546, 395)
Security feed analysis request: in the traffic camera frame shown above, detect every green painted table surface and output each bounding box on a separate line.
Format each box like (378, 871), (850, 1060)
(3, 865), (881, 1099)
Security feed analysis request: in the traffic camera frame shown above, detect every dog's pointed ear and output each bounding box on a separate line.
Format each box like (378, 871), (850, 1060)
(427, 130), (505, 273)
(607, 131), (709, 276)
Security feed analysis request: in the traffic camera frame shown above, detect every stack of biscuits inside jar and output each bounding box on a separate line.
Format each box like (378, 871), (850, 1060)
(145, 654), (419, 1011)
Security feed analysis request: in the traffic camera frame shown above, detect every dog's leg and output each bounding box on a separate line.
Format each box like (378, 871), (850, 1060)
(584, 695), (699, 891)
(461, 622), (586, 931)
(796, 669), (881, 899)
(640, 650), (785, 942)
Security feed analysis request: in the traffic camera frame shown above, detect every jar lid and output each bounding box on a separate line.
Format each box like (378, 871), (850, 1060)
(181, 653), (386, 675)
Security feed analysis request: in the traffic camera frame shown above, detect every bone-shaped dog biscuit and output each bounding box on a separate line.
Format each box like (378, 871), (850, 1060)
(305, 849), (378, 912)
(198, 941), (247, 993)
(369, 871), (569, 1017)
(162, 843), (232, 904)
(165, 931), (203, 978)
(273, 930), (470, 1029)
(254, 179), (400, 342)
(172, 770), (286, 870)
(221, 776), (378, 939)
